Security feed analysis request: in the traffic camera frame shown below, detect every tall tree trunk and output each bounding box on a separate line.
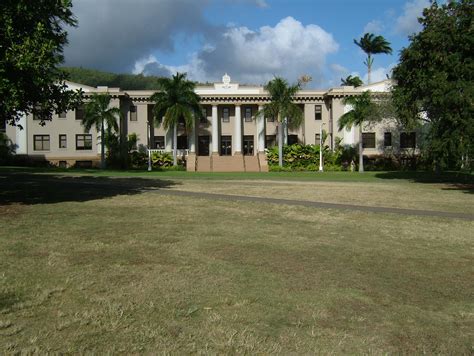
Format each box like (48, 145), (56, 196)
(367, 53), (372, 84)
(359, 127), (364, 172)
(278, 116), (283, 167)
(100, 120), (106, 169)
(173, 122), (177, 166)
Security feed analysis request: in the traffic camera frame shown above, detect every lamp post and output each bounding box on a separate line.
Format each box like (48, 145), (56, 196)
(319, 123), (325, 172)
(147, 120), (152, 172)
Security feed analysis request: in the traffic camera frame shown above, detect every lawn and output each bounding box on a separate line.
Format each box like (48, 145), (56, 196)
(0, 168), (473, 353)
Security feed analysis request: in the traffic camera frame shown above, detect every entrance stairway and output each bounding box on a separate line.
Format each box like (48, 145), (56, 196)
(188, 154), (269, 172)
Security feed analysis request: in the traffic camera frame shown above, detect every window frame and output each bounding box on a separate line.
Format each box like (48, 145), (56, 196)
(222, 107), (230, 122)
(362, 132), (376, 149)
(244, 107), (252, 122)
(59, 134), (67, 149)
(400, 132), (416, 149)
(75, 134), (92, 151)
(75, 106), (84, 121)
(154, 136), (165, 149)
(33, 135), (50, 151)
(315, 105), (322, 120)
(200, 107), (208, 124)
(384, 132), (392, 147)
(129, 105), (137, 121)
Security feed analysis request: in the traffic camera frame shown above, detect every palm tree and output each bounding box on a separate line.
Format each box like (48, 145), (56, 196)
(258, 77), (303, 167)
(341, 75), (363, 87)
(354, 33), (392, 84)
(338, 91), (376, 172)
(150, 73), (202, 166)
(82, 93), (121, 169)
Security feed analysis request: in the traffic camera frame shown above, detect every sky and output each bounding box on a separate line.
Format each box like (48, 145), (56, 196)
(63, 0), (433, 88)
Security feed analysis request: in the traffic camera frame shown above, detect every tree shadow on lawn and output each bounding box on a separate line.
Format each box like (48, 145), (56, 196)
(374, 171), (474, 194)
(0, 172), (179, 205)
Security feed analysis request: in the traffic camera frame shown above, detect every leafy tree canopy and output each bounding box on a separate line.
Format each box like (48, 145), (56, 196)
(341, 75), (364, 87)
(392, 0), (473, 170)
(0, 0), (83, 127)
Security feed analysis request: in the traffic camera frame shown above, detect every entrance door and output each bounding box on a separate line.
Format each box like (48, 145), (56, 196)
(198, 135), (210, 156)
(243, 135), (254, 155)
(220, 136), (232, 156)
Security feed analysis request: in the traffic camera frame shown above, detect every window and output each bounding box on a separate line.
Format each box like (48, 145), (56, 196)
(75, 106), (84, 121)
(222, 107), (230, 122)
(220, 136), (232, 155)
(400, 132), (416, 149)
(243, 135), (254, 155)
(265, 135), (276, 148)
(58, 111), (67, 119)
(315, 133), (321, 144)
(59, 134), (67, 149)
(33, 135), (50, 151)
(384, 132), (392, 147)
(130, 105), (137, 121)
(76, 134), (92, 150)
(177, 135), (188, 149)
(315, 105), (322, 120)
(288, 135), (298, 145)
(201, 107), (208, 123)
(362, 132), (376, 148)
(244, 107), (252, 122)
(154, 136), (165, 149)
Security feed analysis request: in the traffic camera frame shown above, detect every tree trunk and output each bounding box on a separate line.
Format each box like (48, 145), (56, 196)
(359, 127), (364, 172)
(100, 120), (106, 169)
(173, 123), (177, 166)
(367, 54), (372, 84)
(278, 118), (283, 167)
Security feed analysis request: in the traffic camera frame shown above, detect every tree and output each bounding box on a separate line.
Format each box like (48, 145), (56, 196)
(392, 0), (473, 171)
(258, 77), (304, 167)
(0, 0), (83, 127)
(151, 73), (202, 166)
(354, 33), (392, 84)
(338, 91), (378, 172)
(341, 75), (363, 87)
(82, 94), (121, 169)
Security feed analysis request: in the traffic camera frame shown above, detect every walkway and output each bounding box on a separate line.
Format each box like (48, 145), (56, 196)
(157, 189), (474, 221)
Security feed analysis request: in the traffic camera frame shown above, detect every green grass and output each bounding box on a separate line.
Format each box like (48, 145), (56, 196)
(0, 170), (473, 353)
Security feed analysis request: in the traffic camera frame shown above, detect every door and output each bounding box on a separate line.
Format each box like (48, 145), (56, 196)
(220, 136), (232, 156)
(198, 135), (210, 156)
(243, 135), (254, 155)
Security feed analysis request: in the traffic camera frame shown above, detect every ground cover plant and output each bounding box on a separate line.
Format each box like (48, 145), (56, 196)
(0, 168), (472, 353)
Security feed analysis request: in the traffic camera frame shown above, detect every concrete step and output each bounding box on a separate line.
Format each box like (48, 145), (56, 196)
(244, 155), (260, 172)
(212, 155), (244, 172)
(196, 156), (211, 172)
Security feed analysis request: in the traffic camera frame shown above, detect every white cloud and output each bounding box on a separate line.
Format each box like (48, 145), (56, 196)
(395, 0), (430, 36)
(255, 0), (269, 8)
(135, 17), (339, 86)
(363, 20), (384, 34)
(362, 63), (396, 83)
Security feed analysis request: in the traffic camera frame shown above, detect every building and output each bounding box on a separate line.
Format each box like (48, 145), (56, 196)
(3, 75), (418, 172)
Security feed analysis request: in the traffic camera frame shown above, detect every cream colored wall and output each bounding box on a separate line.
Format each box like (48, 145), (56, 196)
(303, 101), (329, 145)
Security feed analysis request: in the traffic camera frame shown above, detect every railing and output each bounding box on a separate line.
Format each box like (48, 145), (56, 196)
(147, 149), (189, 156)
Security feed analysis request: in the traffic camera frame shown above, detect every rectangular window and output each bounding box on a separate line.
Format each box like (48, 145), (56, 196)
(315, 105), (322, 120)
(243, 135), (254, 155)
(33, 135), (50, 151)
(58, 111), (67, 119)
(177, 135), (188, 149)
(154, 136), (165, 149)
(59, 134), (67, 149)
(76, 134), (92, 150)
(201, 107), (208, 123)
(288, 134), (298, 145)
(362, 132), (376, 149)
(265, 135), (276, 148)
(220, 136), (232, 155)
(384, 132), (392, 147)
(75, 106), (84, 121)
(244, 107), (252, 122)
(130, 105), (137, 121)
(315, 133), (321, 144)
(222, 107), (230, 122)
(400, 132), (416, 148)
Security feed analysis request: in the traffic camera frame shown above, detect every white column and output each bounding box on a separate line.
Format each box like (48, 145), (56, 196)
(211, 105), (218, 154)
(189, 121), (196, 153)
(257, 105), (265, 152)
(283, 117), (288, 145)
(16, 113), (28, 154)
(234, 104), (242, 154)
(165, 128), (173, 152)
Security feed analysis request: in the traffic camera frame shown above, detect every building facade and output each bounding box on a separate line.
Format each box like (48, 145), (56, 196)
(3, 75), (417, 171)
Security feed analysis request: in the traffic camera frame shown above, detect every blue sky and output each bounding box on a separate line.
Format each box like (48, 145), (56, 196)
(64, 0), (432, 87)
